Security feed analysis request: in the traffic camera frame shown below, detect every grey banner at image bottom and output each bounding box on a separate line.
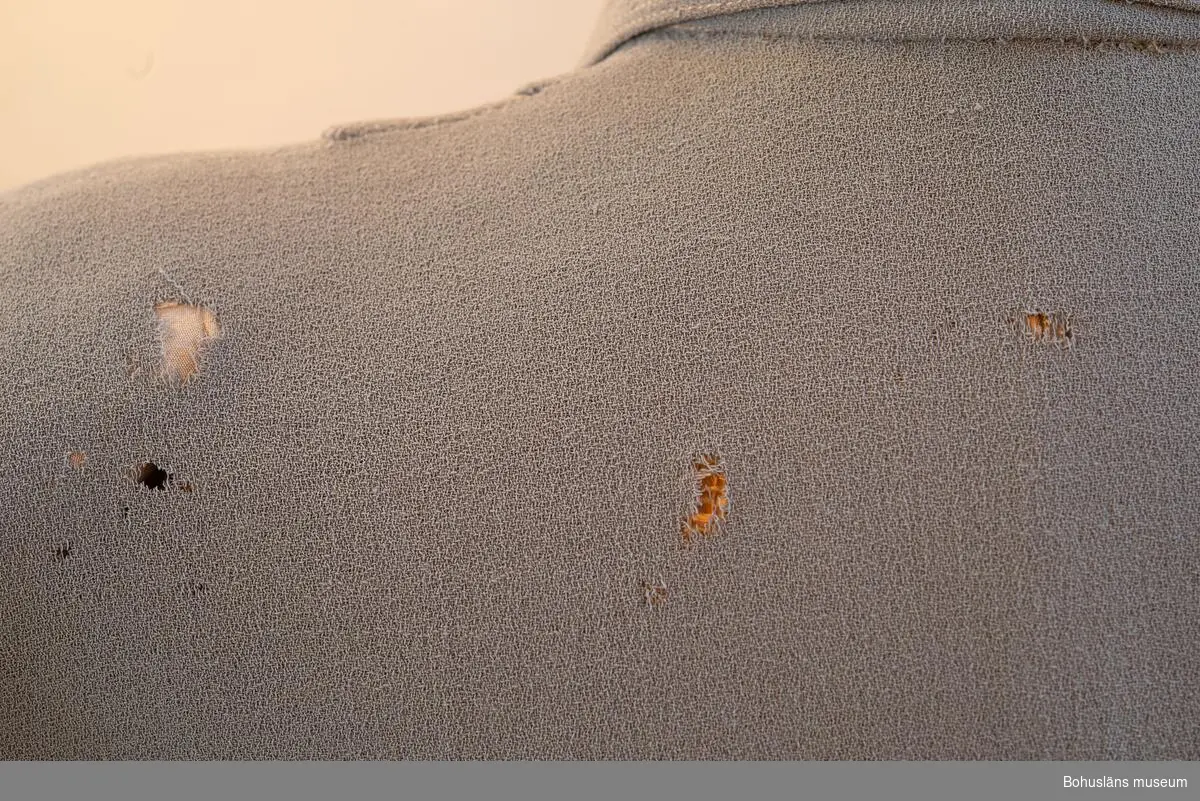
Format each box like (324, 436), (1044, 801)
(0, 761), (1197, 801)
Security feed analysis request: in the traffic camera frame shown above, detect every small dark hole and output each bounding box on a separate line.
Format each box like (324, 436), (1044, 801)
(133, 462), (169, 490)
(184, 580), (208, 599)
(51, 542), (73, 562)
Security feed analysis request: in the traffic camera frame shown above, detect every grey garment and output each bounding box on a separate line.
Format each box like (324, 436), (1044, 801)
(1, 0), (1199, 760)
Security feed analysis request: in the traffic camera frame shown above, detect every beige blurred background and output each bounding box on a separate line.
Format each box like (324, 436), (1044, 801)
(0, 0), (605, 191)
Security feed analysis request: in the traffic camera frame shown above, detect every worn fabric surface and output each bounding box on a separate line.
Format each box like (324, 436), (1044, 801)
(2, 0), (1199, 759)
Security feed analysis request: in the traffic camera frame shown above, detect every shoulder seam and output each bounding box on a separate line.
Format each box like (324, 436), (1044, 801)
(322, 76), (566, 143)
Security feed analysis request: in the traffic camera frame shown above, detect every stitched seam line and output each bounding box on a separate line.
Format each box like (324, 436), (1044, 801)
(642, 26), (1200, 49)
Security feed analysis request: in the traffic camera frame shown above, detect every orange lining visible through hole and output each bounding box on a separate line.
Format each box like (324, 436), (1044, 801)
(66, 451), (87, 469)
(681, 453), (729, 545)
(154, 300), (221, 384)
(1013, 310), (1072, 345)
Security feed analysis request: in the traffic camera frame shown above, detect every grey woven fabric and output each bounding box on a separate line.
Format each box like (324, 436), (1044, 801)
(2, 0), (1199, 760)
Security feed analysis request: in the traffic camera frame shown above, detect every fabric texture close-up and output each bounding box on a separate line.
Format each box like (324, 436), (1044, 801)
(1, 0), (1199, 760)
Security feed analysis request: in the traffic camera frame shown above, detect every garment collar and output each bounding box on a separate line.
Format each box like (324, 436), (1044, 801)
(581, 0), (1200, 66)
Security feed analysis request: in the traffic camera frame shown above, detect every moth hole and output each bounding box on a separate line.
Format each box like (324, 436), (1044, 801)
(130, 462), (169, 490)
